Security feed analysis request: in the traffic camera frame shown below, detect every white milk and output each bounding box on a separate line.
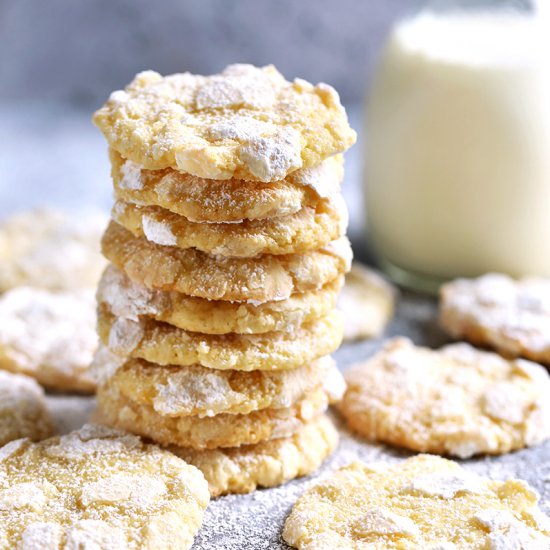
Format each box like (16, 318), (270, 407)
(365, 11), (550, 287)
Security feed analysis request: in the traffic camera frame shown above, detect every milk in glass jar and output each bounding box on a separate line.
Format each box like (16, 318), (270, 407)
(364, 0), (550, 292)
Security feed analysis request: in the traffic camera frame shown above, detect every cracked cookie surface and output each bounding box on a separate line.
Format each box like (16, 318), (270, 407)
(94, 64), (356, 182)
(0, 424), (209, 550)
(283, 454), (550, 549)
(338, 338), (550, 457)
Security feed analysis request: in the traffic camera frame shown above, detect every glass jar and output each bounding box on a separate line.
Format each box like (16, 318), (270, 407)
(364, 0), (550, 293)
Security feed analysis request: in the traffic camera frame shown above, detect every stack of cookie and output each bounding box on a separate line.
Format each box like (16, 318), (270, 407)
(92, 64), (356, 496)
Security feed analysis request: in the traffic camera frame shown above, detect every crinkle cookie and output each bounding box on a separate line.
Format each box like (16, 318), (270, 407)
(110, 148), (344, 223)
(440, 273), (550, 365)
(0, 370), (53, 446)
(97, 264), (343, 335)
(338, 262), (396, 342)
(99, 355), (343, 418)
(102, 221), (351, 303)
(111, 194), (348, 257)
(338, 338), (550, 458)
(98, 306), (343, 371)
(0, 208), (107, 292)
(0, 424), (209, 550)
(94, 64), (356, 181)
(175, 414), (338, 497)
(283, 454), (550, 549)
(96, 384), (329, 449)
(0, 287), (97, 393)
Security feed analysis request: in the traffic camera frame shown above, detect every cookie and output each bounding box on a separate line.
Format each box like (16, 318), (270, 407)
(0, 287), (97, 393)
(0, 208), (107, 292)
(94, 64), (356, 181)
(440, 273), (550, 364)
(338, 262), (396, 342)
(102, 221), (352, 303)
(0, 424), (209, 549)
(110, 148), (344, 223)
(98, 306), (343, 371)
(97, 264), (343, 335)
(283, 454), (550, 549)
(96, 384), (329, 449)
(0, 370), (53, 446)
(111, 194), (348, 257)
(174, 414), (338, 497)
(98, 355), (343, 418)
(338, 338), (550, 458)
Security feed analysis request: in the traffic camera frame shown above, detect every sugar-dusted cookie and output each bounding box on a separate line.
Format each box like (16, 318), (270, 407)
(0, 208), (107, 292)
(97, 264), (343, 335)
(175, 414), (338, 497)
(111, 193), (347, 257)
(0, 371), (53, 446)
(96, 384), (329, 449)
(98, 306), (343, 371)
(94, 64), (356, 181)
(338, 338), (550, 458)
(100, 355), (343, 418)
(0, 287), (97, 393)
(110, 148), (344, 223)
(0, 424), (209, 549)
(102, 221), (351, 303)
(440, 273), (550, 365)
(283, 455), (550, 549)
(338, 262), (396, 342)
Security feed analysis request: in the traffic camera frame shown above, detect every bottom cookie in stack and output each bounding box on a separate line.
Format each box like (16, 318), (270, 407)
(94, 353), (344, 495)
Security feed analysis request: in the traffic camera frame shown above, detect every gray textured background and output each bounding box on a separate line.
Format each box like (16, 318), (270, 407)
(0, 0), (421, 106)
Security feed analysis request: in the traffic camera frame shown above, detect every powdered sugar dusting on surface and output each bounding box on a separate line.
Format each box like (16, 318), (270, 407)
(322, 237), (353, 271)
(0, 287), (97, 379)
(354, 508), (419, 537)
(108, 317), (144, 355)
(404, 471), (487, 499)
(142, 215), (178, 246)
(292, 157), (341, 199)
(119, 160), (143, 190)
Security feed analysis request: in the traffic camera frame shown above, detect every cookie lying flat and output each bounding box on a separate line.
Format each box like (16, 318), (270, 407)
(338, 262), (396, 342)
(110, 148), (344, 223)
(102, 221), (351, 303)
(338, 338), (550, 458)
(0, 371), (53, 446)
(94, 64), (356, 181)
(99, 355), (343, 418)
(0, 208), (107, 292)
(440, 273), (550, 364)
(175, 414), (338, 497)
(283, 454), (550, 549)
(96, 384), (329, 449)
(98, 306), (343, 371)
(0, 424), (209, 549)
(111, 194), (347, 257)
(0, 287), (97, 393)
(97, 264), (343, 335)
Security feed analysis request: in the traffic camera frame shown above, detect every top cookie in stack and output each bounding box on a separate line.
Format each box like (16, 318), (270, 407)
(92, 64), (356, 497)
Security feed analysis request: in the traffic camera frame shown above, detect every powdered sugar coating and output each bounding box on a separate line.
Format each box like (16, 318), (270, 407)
(0, 208), (107, 292)
(283, 455), (550, 549)
(111, 194), (347, 257)
(0, 424), (209, 549)
(99, 355), (340, 418)
(97, 264), (343, 335)
(98, 306), (343, 372)
(338, 338), (550, 457)
(96, 384), (330, 449)
(0, 287), (97, 393)
(440, 273), (550, 364)
(175, 415), (338, 497)
(110, 149), (344, 224)
(0, 370), (52, 446)
(94, 64), (356, 182)
(102, 221), (351, 303)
